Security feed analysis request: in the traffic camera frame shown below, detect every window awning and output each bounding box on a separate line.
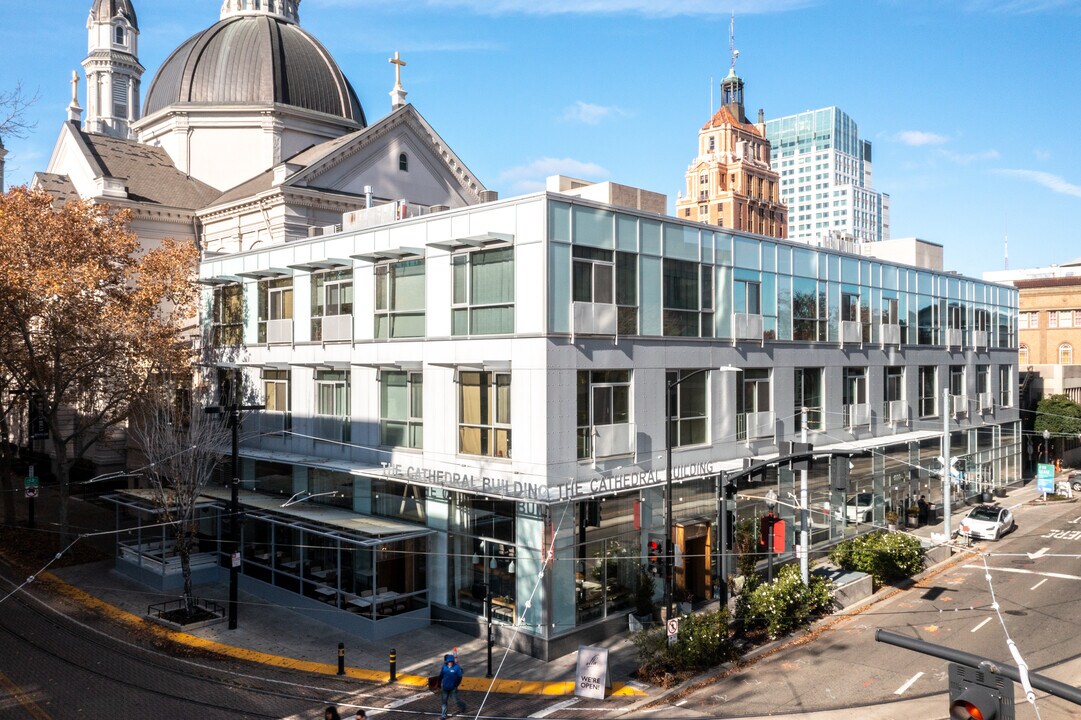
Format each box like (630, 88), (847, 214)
(197, 274), (243, 286)
(236, 267), (293, 279)
(426, 232), (513, 252)
(353, 361), (423, 372)
(350, 247), (426, 263)
(287, 258), (353, 272)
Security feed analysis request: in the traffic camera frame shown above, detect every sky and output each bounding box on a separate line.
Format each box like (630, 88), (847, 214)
(1, 0), (1079, 279)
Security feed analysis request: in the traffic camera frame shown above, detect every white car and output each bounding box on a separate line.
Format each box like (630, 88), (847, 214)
(959, 504), (1015, 541)
(845, 492), (874, 523)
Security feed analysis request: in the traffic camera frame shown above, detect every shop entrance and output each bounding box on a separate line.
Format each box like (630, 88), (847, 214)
(674, 520), (712, 602)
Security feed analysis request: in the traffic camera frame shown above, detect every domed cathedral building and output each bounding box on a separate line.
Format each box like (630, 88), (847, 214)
(35, 0), (491, 256)
(674, 53), (787, 239)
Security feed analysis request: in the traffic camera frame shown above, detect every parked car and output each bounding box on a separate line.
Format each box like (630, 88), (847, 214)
(845, 492), (874, 523)
(959, 504), (1015, 541)
(1070, 472), (1081, 492)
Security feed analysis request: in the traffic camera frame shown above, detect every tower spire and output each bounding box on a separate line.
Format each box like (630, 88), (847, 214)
(84, 0), (144, 138)
(730, 13), (739, 70)
(389, 51), (408, 111)
(67, 70), (84, 123)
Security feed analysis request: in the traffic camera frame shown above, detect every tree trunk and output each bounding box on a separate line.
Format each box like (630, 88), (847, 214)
(52, 439), (71, 550)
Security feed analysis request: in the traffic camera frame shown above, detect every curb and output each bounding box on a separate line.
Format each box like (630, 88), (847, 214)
(37, 571), (645, 697)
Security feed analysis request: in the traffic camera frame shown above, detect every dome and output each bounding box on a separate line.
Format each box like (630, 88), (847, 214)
(90, 0), (139, 30)
(143, 14), (365, 125)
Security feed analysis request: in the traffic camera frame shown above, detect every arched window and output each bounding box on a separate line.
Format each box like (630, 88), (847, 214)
(1018, 344), (1029, 366)
(114, 25), (125, 45)
(1059, 343), (1073, 365)
(399, 153), (409, 172)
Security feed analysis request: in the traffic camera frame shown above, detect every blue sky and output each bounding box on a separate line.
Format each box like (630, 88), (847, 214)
(1, 0), (1079, 279)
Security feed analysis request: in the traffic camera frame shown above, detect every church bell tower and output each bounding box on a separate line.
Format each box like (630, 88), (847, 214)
(83, 0), (143, 139)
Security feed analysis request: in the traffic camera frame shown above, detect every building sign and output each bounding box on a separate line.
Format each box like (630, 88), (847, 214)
(1037, 463), (1056, 494)
(574, 645), (610, 699)
(374, 460), (716, 503)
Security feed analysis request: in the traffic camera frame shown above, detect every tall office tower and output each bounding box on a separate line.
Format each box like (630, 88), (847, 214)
(764, 107), (890, 247)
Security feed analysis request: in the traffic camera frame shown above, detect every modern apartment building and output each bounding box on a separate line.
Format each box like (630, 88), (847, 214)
(144, 177), (1022, 659)
(764, 107), (890, 245)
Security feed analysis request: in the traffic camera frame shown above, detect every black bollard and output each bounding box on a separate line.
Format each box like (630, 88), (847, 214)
(338, 642), (345, 676)
(389, 648), (397, 682)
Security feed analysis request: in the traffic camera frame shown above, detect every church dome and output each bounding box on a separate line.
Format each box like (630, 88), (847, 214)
(143, 13), (365, 126)
(90, 0), (138, 30)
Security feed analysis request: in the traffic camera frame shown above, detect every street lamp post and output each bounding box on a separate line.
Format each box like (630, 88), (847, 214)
(664, 367), (714, 621)
(764, 489), (777, 583)
(205, 382), (264, 631)
(1043, 429), (1051, 465)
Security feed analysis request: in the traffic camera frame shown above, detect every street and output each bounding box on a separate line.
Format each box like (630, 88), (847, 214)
(653, 496), (1081, 719)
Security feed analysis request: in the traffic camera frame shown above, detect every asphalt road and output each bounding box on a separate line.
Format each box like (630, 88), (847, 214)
(654, 497), (1081, 719)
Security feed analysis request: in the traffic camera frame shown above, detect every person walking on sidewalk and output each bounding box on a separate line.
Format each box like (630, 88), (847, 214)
(324, 707), (342, 720)
(917, 495), (929, 527)
(436, 653), (467, 719)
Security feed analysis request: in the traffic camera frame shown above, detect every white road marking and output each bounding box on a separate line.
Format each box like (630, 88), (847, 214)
(528, 697), (580, 718)
(361, 691), (430, 716)
(1027, 547), (1050, 560)
(971, 617), (992, 633)
(1031, 578), (1048, 590)
(963, 565), (1081, 581)
(894, 672), (924, 695)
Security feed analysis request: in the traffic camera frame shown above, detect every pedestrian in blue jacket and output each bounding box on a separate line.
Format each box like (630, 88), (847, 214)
(437, 653), (467, 719)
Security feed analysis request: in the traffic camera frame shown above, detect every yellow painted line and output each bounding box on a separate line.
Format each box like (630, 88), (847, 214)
(0, 670), (52, 720)
(38, 573), (646, 697)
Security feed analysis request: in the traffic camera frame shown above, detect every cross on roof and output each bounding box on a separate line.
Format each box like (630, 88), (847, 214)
(389, 51), (407, 87)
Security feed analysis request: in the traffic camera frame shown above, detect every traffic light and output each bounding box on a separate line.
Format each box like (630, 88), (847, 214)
(647, 536), (662, 575)
(948, 662), (1014, 720)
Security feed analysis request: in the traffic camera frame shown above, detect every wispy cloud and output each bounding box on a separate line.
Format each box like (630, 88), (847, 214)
(497, 157), (609, 194)
(996, 169), (1081, 198)
(559, 101), (629, 125)
(311, 0), (814, 16)
(937, 148), (1000, 164)
(895, 130), (949, 147)
(963, 0), (1079, 14)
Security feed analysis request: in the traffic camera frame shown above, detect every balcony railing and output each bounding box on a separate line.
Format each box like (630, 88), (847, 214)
(572, 302), (617, 335)
(313, 415), (351, 444)
(952, 394), (969, 417)
(267, 319), (293, 344)
(885, 400), (909, 425)
(733, 313), (763, 341)
(881, 323), (901, 346)
(973, 330), (989, 349)
(978, 392), (994, 413)
(321, 314), (353, 342)
(841, 321), (862, 345)
(945, 328), (963, 348)
(843, 403), (871, 429)
(593, 423), (635, 458)
(737, 411), (774, 441)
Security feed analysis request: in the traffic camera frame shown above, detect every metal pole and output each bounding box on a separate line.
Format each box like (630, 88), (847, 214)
(766, 516), (774, 583)
(664, 378), (674, 621)
(338, 642), (346, 676)
(389, 647), (396, 682)
(485, 591), (493, 678)
(229, 404), (239, 630)
(719, 476), (729, 602)
(799, 408), (809, 585)
(27, 463), (35, 530)
(943, 388), (952, 540)
(876, 629), (1081, 706)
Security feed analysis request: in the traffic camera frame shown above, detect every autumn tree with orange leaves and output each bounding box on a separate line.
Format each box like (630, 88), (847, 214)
(0, 186), (199, 538)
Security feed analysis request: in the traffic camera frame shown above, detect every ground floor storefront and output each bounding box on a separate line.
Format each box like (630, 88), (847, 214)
(106, 421), (1021, 659)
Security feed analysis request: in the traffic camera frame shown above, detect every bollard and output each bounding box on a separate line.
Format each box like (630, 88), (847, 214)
(389, 647), (397, 682)
(338, 642), (345, 676)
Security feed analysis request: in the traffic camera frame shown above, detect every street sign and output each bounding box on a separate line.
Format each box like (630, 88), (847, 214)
(1037, 463), (1056, 494)
(231, 551), (241, 568)
(24, 476), (39, 489)
(574, 645), (610, 699)
(25, 486), (38, 499)
(667, 617), (679, 645)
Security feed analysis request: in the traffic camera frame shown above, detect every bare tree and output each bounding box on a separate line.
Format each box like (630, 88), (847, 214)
(129, 379), (226, 613)
(0, 82), (38, 140)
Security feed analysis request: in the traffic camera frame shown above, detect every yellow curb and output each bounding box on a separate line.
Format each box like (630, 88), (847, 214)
(39, 572), (646, 697)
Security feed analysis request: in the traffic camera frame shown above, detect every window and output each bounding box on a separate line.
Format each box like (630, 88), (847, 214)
(572, 246), (613, 304)
(976, 365), (990, 395)
(459, 371), (511, 457)
(1018, 344), (1029, 366)
(380, 371), (423, 449)
(1018, 311), (1038, 329)
(884, 367), (904, 419)
(737, 368), (771, 440)
(262, 369), (291, 433)
(375, 259), (425, 338)
(1060, 343), (1074, 365)
(452, 248), (514, 335)
(667, 370), (708, 447)
(792, 277), (826, 342)
(399, 153), (409, 172)
(794, 367), (822, 431)
(577, 370), (631, 459)
(315, 370), (350, 443)
(949, 365), (965, 397)
(615, 252), (638, 334)
(257, 277), (293, 343)
(212, 283), (244, 346)
(998, 366), (1012, 408)
(114, 25), (125, 45)
(919, 366), (938, 418)
(311, 269), (353, 341)
(663, 259), (712, 337)
(843, 367), (867, 426)
(112, 81), (128, 120)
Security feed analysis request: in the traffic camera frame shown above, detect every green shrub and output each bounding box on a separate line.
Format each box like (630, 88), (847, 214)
(633, 608), (739, 685)
(744, 564), (834, 640)
(828, 530), (925, 589)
